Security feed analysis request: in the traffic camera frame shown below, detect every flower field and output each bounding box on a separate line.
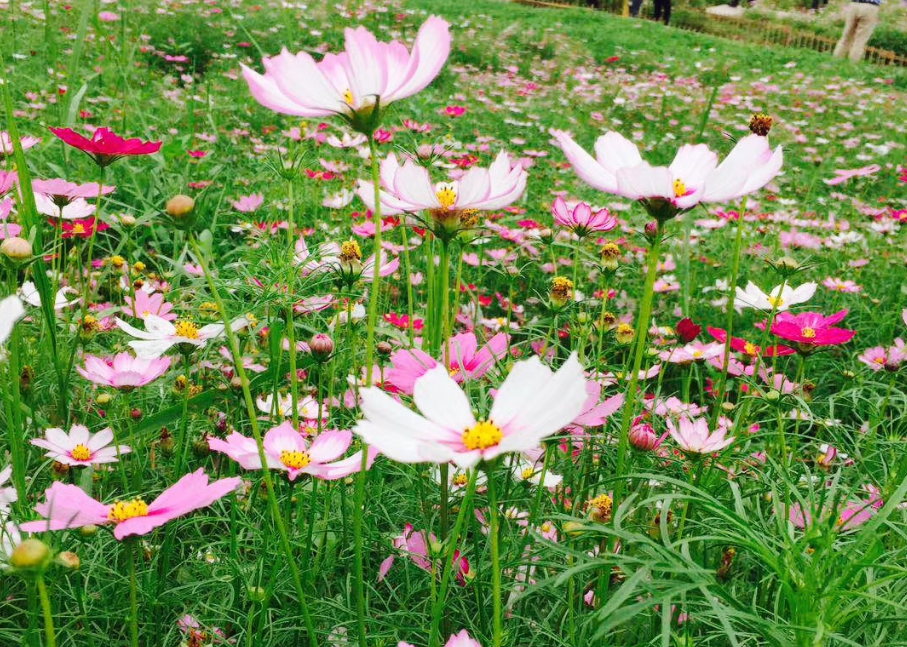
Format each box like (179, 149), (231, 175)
(1, 1), (907, 646)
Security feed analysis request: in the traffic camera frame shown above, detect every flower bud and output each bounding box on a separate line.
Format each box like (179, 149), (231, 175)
(310, 334), (334, 359)
(0, 236), (33, 262)
(247, 585), (267, 603)
(600, 242), (620, 271)
(165, 194), (195, 219)
(10, 538), (51, 571)
(562, 521), (587, 537)
(629, 423), (657, 451)
(96, 392), (112, 406)
(549, 276), (574, 310)
(376, 341), (393, 357)
(615, 323), (635, 345)
(55, 551), (81, 570)
(79, 525), (99, 538)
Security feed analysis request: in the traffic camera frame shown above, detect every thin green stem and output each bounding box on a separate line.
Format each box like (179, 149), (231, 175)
(487, 469), (503, 647)
(36, 575), (56, 647)
(127, 539), (139, 647)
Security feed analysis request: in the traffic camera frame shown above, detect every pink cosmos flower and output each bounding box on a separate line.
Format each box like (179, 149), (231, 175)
(768, 310), (856, 348)
(30, 425), (129, 466)
(444, 105), (466, 117)
(658, 341), (724, 364)
(34, 193), (96, 220)
(823, 164), (880, 186)
(857, 341), (905, 372)
(32, 179), (115, 204)
(48, 127), (162, 167)
(551, 197), (617, 237)
(386, 332), (510, 394)
(707, 327), (795, 358)
(208, 422), (377, 481)
(399, 630), (481, 647)
(77, 353), (172, 389)
(295, 238), (399, 282)
(788, 489), (882, 532)
(20, 469), (240, 540)
(356, 152), (527, 221)
(378, 524), (471, 587)
(667, 416), (735, 455)
(567, 380), (624, 432)
(242, 17), (451, 122)
(821, 277), (861, 293)
(231, 193), (264, 212)
(552, 130), (782, 212)
(1, 465), (18, 515)
(355, 354), (587, 468)
(123, 289), (176, 321)
(0, 132), (40, 155)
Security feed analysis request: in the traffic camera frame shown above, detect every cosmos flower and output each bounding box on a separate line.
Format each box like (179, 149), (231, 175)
(378, 524), (471, 587)
(208, 422), (377, 481)
(0, 131), (40, 155)
(667, 416), (735, 455)
(355, 354), (587, 468)
(733, 281), (816, 312)
(242, 17), (451, 130)
(34, 193), (96, 220)
(386, 332), (510, 394)
(115, 314), (245, 359)
(768, 310), (856, 348)
(552, 130), (782, 215)
(858, 341), (905, 372)
(30, 425), (130, 466)
(0, 295), (25, 346)
(59, 217), (109, 239)
(20, 469), (240, 540)
(32, 178), (115, 203)
(296, 238), (399, 282)
(48, 126), (162, 167)
(77, 352), (172, 389)
(399, 630), (482, 647)
(122, 289), (176, 321)
(658, 341), (724, 364)
(0, 465), (17, 517)
(551, 197), (617, 237)
(356, 152), (527, 237)
(231, 194), (264, 212)
(707, 327), (795, 358)
(20, 281), (80, 310)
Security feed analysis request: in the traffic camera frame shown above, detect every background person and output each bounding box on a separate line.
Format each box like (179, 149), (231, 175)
(834, 0), (881, 62)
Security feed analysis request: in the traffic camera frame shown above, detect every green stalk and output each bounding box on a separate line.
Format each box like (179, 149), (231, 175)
(191, 239), (318, 647)
(487, 469), (503, 647)
(613, 228), (663, 509)
(36, 575), (56, 647)
(126, 539), (140, 647)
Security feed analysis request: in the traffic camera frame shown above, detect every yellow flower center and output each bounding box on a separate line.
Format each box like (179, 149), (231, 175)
(448, 365), (461, 378)
(71, 444), (92, 461)
(743, 341), (758, 356)
(280, 450), (310, 470)
(435, 182), (458, 209)
(874, 356), (885, 364)
(108, 498), (149, 523)
(462, 420), (503, 451)
(72, 223), (85, 235)
(692, 349), (703, 358)
(452, 473), (469, 487)
(343, 89), (354, 106)
(340, 240), (362, 262)
(540, 522), (552, 533)
(521, 467), (535, 480)
(673, 179), (687, 198)
(801, 327), (816, 339)
(174, 320), (200, 339)
(111, 255), (126, 268)
(767, 296), (784, 308)
(133, 261), (146, 272)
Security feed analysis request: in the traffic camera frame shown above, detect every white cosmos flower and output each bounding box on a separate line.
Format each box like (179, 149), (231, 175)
(19, 281), (80, 310)
(33, 193), (96, 220)
(115, 314), (246, 359)
(733, 281), (816, 312)
(0, 295), (25, 346)
(354, 353), (587, 468)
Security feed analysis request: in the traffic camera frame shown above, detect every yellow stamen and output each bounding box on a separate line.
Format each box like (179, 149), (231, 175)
(743, 341), (758, 356)
(801, 327), (816, 339)
(767, 296), (784, 308)
(174, 320), (200, 340)
(435, 182), (458, 209)
(343, 89), (354, 106)
(521, 467), (535, 480)
(340, 240), (362, 262)
(452, 473), (469, 487)
(72, 223), (86, 235)
(108, 498), (149, 522)
(280, 450), (310, 470)
(71, 444), (92, 461)
(673, 179), (687, 198)
(462, 420), (503, 451)
(111, 255), (126, 268)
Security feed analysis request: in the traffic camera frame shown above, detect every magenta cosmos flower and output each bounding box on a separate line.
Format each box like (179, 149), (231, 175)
(30, 424), (130, 466)
(386, 331), (510, 394)
(667, 416), (735, 455)
(768, 310), (856, 349)
(242, 17), (450, 131)
(20, 469), (240, 540)
(551, 197), (617, 237)
(208, 422), (377, 481)
(48, 126), (162, 167)
(552, 129), (782, 218)
(77, 352), (172, 389)
(355, 354), (587, 468)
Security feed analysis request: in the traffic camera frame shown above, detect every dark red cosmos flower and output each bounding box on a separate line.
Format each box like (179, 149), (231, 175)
(49, 127), (162, 167)
(676, 317), (701, 343)
(708, 327), (795, 358)
(766, 310), (856, 349)
(57, 217), (109, 239)
(383, 312), (424, 331)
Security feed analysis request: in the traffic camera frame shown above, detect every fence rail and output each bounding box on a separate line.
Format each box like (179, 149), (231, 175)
(511, 0), (907, 67)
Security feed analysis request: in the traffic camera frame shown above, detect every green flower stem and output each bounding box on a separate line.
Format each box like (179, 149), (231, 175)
(487, 469), (503, 647)
(428, 469), (479, 647)
(4, 270), (27, 509)
(36, 574), (56, 647)
(191, 238), (318, 647)
(613, 228), (663, 510)
(126, 539), (139, 647)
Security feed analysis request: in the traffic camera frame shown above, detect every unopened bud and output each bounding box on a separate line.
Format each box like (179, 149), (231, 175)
(247, 585), (267, 603)
(0, 236), (33, 262)
(96, 393), (112, 406)
(629, 423), (657, 451)
(55, 551), (81, 570)
(376, 341), (393, 357)
(10, 539), (51, 571)
(165, 194), (195, 219)
(310, 334), (334, 359)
